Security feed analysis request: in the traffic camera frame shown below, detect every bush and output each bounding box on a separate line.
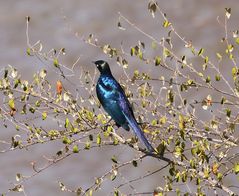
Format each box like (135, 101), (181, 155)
(1, 2), (238, 195)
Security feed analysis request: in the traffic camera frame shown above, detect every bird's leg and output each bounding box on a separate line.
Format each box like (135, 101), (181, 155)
(106, 117), (113, 124)
(137, 122), (144, 126)
(105, 118), (122, 131)
(115, 122), (121, 128)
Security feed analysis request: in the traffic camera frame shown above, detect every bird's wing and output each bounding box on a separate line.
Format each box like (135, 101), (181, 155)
(105, 78), (135, 117)
(97, 76), (130, 129)
(102, 77), (141, 127)
(118, 93), (154, 152)
(97, 76), (154, 152)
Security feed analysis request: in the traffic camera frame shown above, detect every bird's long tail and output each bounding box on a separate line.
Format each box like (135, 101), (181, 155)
(124, 115), (154, 152)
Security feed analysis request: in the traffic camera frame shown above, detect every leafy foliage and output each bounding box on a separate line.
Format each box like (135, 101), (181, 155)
(1, 2), (239, 196)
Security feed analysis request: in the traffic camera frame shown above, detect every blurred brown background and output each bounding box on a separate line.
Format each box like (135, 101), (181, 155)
(0, 0), (238, 195)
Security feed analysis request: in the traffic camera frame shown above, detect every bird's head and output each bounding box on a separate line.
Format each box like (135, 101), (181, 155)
(93, 60), (112, 74)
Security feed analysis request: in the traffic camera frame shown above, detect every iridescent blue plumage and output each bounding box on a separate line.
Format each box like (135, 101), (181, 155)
(94, 60), (154, 152)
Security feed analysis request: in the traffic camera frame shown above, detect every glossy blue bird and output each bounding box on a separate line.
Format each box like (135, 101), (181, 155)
(94, 60), (154, 152)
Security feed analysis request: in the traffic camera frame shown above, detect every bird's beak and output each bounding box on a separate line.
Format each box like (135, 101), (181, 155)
(92, 61), (99, 69)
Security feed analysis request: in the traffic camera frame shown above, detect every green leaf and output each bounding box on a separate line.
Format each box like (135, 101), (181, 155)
(198, 48), (204, 56)
(196, 177), (200, 185)
(95, 177), (101, 185)
(234, 163), (239, 174)
(151, 41), (157, 49)
(167, 89), (174, 104)
(175, 171), (181, 182)
(198, 72), (204, 77)
(159, 116), (167, 125)
(35, 100), (42, 107)
(21, 104), (26, 114)
(73, 145), (79, 153)
(140, 42), (145, 49)
(229, 53), (234, 60)
(217, 173), (223, 181)
(155, 56), (161, 66)
(8, 99), (15, 110)
(163, 20), (171, 28)
(39, 69), (47, 79)
(86, 110), (94, 121)
(59, 182), (66, 191)
(176, 189), (181, 196)
(26, 48), (32, 56)
(190, 159), (196, 169)
(181, 55), (187, 66)
(76, 188), (82, 195)
(225, 108), (231, 118)
(202, 63), (207, 71)
(14, 79), (20, 88)
(62, 136), (71, 144)
(191, 147), (198, 156)
(88, 189), (93, 196)
(134, 70), (140, 78)
(215, 74), (221, 81)
(4, 69), (8, 78)
(130, 47), (135, 56)
(232, 67), (238, 78)
(111, 170), (117, 181)
(221, 97), (226, 104)
(113, 136), (119, 145)
(29, 107), (35, 113)
(138, 51), (143, 60)
(96, 134), (101, 145)
(15, 125), (20, 131)
(42, 112), (47, 120)
(228, 44), (234, 53)
(156, 143), (166, 156)
(206, 76), (211, 83)
(65, 118), (69, 128)
(85, 142), (90, 150)
(169, 165), (176, 176)
(203, 167), (209, 179)
(53, 58), (59, 67)
(163, 48), (171, 58)
(111, 155), (118, 163)
(179, 114), (185, 130)
(114, 189), (119, 196)
(174, 146), (183, 158)
(151, 119), (158, 126)
(235, 37), (239, 45)
(10, 185), (24, 192)
(204, 56), (209, 63)
(216, 53), (222, 61)
(48, 130), (60, 139)
(182, 171), (187, 182)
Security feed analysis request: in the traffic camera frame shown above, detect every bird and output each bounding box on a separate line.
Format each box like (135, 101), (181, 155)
(94, 60), (154, 152)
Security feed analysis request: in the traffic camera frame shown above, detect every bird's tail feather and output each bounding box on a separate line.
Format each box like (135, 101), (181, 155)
(125, 115), (154, 152)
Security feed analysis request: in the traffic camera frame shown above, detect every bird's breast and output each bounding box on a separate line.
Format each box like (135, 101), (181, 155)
(97, 77), (116, 98)
(96, 75), (130, 130)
